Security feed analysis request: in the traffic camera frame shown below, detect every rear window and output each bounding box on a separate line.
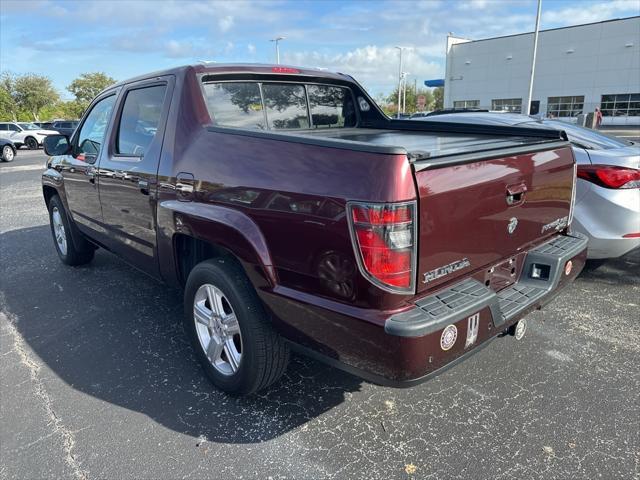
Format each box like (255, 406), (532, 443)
(202, 81), (356, 130)
(202, 82), (266, 129)
(308, 85), (355, 128)
(262, 83), (309, 130)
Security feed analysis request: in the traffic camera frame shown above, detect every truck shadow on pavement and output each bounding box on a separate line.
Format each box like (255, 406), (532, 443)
(1, 225), (363, 444)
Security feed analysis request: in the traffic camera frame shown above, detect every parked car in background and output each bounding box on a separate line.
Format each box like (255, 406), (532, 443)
(52, 120), (79, 137)
(34, 121), (56, 130)
(419, 112), (640, 259)
(0, 122), (59, 149)
(42, 63), (587, 396)
(0, 138), (17, 162)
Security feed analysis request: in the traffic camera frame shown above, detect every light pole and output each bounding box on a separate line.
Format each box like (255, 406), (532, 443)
(270, 36), (285, 64)
(402, 72), (410, 114)
(525, 0), (542, 115)
(395, 46), (406, 118)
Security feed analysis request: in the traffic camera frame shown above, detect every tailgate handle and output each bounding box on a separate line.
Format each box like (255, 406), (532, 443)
(506, 184), (527, 205)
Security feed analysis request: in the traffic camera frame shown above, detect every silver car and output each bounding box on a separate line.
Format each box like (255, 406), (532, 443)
(419, 113), (640, 259)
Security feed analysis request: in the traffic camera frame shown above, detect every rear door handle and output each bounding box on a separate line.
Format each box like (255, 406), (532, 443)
(506, 183), (527, 206)
(175, 182), (194, 194)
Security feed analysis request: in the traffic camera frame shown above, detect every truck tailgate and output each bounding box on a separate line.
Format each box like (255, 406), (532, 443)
(415, 144), (575, 293)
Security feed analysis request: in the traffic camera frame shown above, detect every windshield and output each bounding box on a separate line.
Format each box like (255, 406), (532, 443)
(18, 123), (40, 130)
(541, 120), (632, 150)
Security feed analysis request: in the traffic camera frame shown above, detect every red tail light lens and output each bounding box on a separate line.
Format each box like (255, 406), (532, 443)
(577, 164), (640, 189)
(348, 202), (416, 293)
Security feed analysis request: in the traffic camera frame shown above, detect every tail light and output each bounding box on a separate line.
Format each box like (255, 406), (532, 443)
(347, 201), (417, 293)
(577, 164), (640, 189)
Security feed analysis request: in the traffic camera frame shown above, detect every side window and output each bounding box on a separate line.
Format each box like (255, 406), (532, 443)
(116, 84), (167, 156)
(307, 85), (356, 128)
(202, 82), (265, 129)
(262, 83), (309, 130)
(8, 124), (20, 131)
(0, 124), (7, 131)
(76, 95), (116, 162)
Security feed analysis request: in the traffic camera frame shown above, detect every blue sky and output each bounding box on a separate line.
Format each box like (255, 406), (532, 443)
(1, 0), (638, 99)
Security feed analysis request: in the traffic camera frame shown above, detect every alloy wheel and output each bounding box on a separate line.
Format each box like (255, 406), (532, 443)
(51, 207), (67, 256)
(2, 146), (13, 162)
(193, 283), (242, 376)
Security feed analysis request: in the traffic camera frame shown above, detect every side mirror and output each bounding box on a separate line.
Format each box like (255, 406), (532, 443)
(43, 134), (71, 156)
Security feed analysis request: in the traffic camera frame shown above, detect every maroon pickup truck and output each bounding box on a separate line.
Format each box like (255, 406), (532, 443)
(42, 64), (587, 395)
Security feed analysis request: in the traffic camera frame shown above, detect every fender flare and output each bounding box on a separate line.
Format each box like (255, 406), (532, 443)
(158, 200), (277, 287)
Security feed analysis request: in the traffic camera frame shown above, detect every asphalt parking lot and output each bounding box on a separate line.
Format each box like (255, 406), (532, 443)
(1, 148), (638, 480)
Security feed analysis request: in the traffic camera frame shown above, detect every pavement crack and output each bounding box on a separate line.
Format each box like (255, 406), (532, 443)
(2, 311), (89, 480)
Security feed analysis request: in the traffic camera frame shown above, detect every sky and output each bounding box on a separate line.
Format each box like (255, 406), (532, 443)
(1, 0), (639, 99)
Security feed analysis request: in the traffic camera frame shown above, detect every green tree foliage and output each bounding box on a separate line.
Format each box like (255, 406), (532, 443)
(67, 72), (116, 111)
(385, 84), (434, 115)
(432, 87), (444, 111)
(0, 72), (19, 121)
(13, 74), (59, 121)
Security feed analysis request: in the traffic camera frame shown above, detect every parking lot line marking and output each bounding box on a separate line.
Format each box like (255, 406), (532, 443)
(0, 165), (45, 173)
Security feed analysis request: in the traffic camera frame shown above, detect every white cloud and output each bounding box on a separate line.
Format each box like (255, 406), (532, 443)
(283, 45), (442, 93)
(543, 0), (640, 26)
(247, 43), (256, 54)
(218, 15), (234, 32)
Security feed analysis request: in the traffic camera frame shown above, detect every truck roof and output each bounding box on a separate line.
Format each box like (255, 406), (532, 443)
(104, 63), (351, 94)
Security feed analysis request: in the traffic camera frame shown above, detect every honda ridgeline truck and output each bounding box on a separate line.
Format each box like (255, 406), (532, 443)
(42, 64), (587, 395)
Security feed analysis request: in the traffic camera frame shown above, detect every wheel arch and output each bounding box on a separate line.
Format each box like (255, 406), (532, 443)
(161, 201), (277, 290)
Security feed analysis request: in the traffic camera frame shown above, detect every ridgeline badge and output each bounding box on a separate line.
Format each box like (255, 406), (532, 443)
(422, 258), (471, 284)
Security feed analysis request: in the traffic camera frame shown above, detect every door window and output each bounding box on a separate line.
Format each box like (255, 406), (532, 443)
(76, 95), (116, 162)
(116, 84), (167, 156)
(0, 124), (7, 131)
(8, 124), (20, 131)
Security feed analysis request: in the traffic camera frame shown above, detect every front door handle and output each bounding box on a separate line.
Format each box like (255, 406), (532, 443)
(138, 179), (150, 195)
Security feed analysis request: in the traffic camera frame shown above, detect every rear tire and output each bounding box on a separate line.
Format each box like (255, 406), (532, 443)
(184, 258), (289, 395)
(25, 136), (38, 150)
(1, 145), (14, 162)
(48, 195), (95, 266)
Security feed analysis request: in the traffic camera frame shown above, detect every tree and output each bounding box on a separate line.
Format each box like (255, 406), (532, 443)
(0, 72), (19, 121)
(13, 74), (59, 121)
(386, 84), (434, 115)
(67, 72), (116, 111)
(432, 87), (444, 111)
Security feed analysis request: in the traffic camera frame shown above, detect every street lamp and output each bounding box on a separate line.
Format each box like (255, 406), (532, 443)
(395, 46), (409, 118)
(402, 72), (410, 114)
(270, 36), (285, 64)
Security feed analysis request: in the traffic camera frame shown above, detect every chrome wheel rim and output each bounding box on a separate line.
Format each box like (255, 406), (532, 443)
(51, 207), (67, 256)
(515, 319), (526, 340)
(193, 284), (242, 376)
(3, 146), (13, 161)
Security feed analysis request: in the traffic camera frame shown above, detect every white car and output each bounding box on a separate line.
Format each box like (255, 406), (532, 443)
(0, 122), (59, 150)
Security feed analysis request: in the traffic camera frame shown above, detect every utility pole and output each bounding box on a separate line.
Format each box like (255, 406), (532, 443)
(270, 36), (285, 64)
(525, 0), (542, 115)
(395, 46), (405, 118)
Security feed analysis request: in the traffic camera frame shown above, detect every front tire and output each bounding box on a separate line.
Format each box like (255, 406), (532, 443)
(184, 258), (289, 395)
(25, 136), (38, 150)
(48, 195), (95, 266)
(1, 145), (14, 162)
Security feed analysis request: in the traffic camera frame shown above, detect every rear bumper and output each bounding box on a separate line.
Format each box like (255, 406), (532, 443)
(387, 232), (588, 337)
(263, 233), (588, 386)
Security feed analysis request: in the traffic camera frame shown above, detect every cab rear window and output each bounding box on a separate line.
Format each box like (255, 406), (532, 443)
(202, 81), (356, 130)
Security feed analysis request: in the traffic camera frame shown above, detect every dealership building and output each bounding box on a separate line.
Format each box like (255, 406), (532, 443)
(442, 16), (640, 124)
